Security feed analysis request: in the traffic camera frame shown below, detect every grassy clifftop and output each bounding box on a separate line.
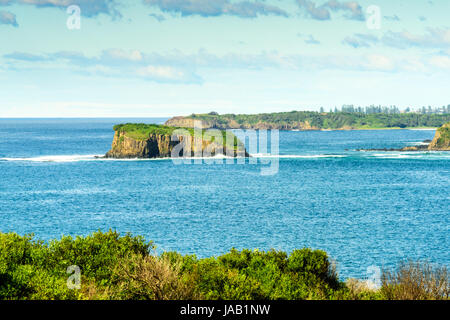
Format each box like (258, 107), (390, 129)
(113, 123), (194, 140)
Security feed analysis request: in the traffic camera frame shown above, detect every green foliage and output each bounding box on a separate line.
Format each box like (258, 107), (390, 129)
(1, 231), (447, 300)
(0, 230), (152, 299)
(175, 248), (344, 300)
(43, 230), (152, 285)
(434, 122), (450, 148)
(113, 123), (188, 140)
(182, 112), (450, 130)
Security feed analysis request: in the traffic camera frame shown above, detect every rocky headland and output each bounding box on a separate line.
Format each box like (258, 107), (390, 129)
(105, 124), (249, 159)
(428, 122), (450, 150)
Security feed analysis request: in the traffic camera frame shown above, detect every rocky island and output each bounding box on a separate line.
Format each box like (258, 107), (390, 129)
(105, 123), (249, 159)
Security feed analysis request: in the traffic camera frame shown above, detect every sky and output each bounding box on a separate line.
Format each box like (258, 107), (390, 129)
(0, 0), (449, 117)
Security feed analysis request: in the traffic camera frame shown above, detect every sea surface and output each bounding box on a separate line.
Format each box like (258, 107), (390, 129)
(0, 118), (449, 279)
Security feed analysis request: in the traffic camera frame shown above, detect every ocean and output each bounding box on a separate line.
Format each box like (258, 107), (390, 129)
(0, 118), (448, 279)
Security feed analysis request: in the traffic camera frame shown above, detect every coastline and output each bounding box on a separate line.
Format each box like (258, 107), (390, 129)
(294, 127), (438, 132)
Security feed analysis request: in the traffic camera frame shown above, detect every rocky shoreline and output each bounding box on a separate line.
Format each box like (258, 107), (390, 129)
(356, 140), (433, 152)
(356, 122), (450, 152)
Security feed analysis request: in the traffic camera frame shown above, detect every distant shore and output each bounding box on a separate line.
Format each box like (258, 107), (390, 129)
(316, 127), (438, 131)
(288, 127), (438, 132)
(165, 112), (449, 131)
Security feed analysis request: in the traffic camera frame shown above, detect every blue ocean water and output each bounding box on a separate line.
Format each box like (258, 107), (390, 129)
(0, 118), (448, 279)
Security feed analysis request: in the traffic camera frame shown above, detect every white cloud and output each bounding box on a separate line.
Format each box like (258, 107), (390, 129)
(137, 65), (185, 80)
(383, 28), (450, 49)
(366, 54), (394, 71)
(429, 56), (450, 69)
(401, 58), (426, 73)
(106, 49), (143, 61)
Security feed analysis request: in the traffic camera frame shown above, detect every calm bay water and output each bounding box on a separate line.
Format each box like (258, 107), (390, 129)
(0, 118), (449, 279)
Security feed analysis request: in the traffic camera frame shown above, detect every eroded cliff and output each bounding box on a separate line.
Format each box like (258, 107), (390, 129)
(105, 124), (249, 159)
(165, 116), (320, 130)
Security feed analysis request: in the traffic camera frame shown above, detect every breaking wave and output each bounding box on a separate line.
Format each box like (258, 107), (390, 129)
(1, 152), (448, 163)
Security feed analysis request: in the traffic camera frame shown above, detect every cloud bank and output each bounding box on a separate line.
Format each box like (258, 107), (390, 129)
(297, 0), (364, 21)
(0, 0), (120, 18)
(143, 0), (289, 18)
(0, 9), (17, 26)
(342, 28), (450, 50)
(4, 47), (445, 85)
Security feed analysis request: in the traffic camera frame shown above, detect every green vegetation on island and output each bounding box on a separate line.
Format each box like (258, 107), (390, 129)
(112, 123), (193, 140)
(1, 231), (448, 300)
(165, 111), (450, 130)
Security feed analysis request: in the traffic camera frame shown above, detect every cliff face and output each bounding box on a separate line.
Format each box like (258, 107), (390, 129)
(165, 116), (320, 130)
(428, 122), (450, 151)
(105, 128), (249, 159)
(165, 117), (216, 129)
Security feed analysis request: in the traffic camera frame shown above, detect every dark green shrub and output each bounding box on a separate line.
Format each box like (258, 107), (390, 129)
(182, 248), (342, 300)
(0, 230), (153, 299)
(0, 233), (77, 300)
(43, 230), (153, 285)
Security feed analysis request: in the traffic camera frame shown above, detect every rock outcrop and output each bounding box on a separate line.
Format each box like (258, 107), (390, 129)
(105, 124), (249, 159)
(428, 122), (450, 151)
(356, 143), (430, 152)
(164, 116), (210, 129)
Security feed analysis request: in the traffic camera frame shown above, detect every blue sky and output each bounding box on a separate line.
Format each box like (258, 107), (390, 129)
(0, 0), (449, 117)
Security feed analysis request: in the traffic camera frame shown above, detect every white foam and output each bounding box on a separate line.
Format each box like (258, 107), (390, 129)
(407, 128), (437, 131)
(366, 151), (450, 159)
(0, 154), (243, 163)
(406, 141), (431, 146)
(0, 155), (102, 162)
(250, 154), (347, 159)
(1, 152), (447, 163)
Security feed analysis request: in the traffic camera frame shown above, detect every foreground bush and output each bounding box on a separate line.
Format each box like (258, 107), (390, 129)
(181, 248), (344, 300)
(109, 254), (198, 300)
(0, 231), (447, 300)
(0, 231), (151, 299)
(380, 261), (449, 300)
